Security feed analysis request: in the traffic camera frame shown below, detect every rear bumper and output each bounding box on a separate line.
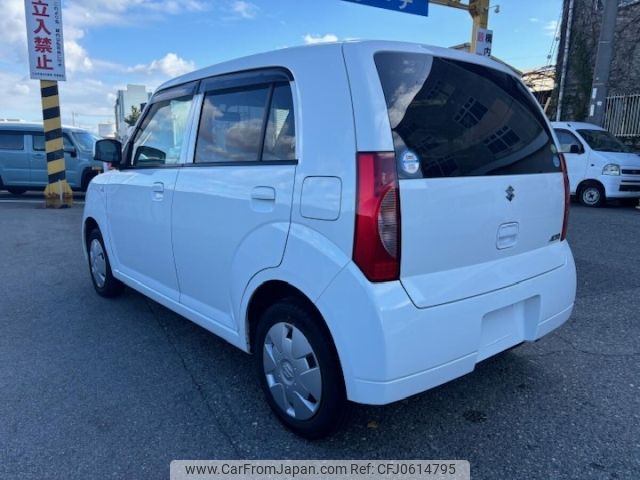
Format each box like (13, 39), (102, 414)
(317, 241), (576, 405)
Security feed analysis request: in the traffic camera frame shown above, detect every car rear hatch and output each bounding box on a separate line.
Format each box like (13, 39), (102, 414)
(345, 44), (567, 308)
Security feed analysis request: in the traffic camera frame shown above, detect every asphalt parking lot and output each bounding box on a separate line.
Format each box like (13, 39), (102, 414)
(1, 192), (639, 480)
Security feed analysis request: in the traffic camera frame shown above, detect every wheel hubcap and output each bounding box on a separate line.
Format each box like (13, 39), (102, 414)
(89, 239), (107, 288)
(263, 322), (322, 420)
(583, 188), (600, 205)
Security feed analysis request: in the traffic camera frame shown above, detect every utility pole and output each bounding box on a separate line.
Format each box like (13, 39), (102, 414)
(430, 0), (492, 55)
(468, 0), (490, 55)
(588, 0), (619, 126)
(556, 0), (575, 121)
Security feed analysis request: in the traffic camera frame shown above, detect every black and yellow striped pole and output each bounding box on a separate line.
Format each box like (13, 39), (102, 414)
(40, 80), (73, 208)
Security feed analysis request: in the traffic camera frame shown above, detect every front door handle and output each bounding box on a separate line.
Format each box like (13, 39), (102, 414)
(32, 153), (45, 159)
(152, 182), (164, 201)
(251, 186), (276, 201)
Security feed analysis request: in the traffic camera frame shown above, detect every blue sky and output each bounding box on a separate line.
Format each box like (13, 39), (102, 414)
(1, 0), (562, 132)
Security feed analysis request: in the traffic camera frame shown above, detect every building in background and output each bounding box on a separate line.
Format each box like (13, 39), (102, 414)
(114, 84), (151, 141)
(98, 123), (116, 138)
(554, 0), (640, 145)
(522, 66), (556, 113)
(449, 43), (523, 76)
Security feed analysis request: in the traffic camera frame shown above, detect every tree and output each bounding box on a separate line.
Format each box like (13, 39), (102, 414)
(124, 105), (141, 126)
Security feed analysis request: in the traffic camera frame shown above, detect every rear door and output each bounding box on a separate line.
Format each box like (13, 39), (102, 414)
(359, 49), (566, 308)
(171, 71), (297, 330)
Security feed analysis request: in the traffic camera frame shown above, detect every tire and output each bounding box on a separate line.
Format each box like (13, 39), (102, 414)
(579, 183), (605, 207)
(255, 298), (349, 439)
(7, 187), (27, 195)
(87, 228), (124, 298)
(81, 169), (96, 192)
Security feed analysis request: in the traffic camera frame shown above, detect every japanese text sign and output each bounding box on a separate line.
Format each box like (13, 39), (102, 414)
(24, 0), (66, 81)
(475, 28), (493, 57)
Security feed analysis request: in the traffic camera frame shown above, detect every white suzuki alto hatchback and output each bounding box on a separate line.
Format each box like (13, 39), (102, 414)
(85, 41), (576, 438)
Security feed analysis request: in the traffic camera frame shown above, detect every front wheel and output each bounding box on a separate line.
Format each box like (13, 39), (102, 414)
(579, 184), (605, 207)
(7, 187), (27, 195)
(255, 298), (349, 439)
(87, 228), (124, 298)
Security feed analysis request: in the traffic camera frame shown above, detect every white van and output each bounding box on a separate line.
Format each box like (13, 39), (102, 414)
(552, 121), (640, 207)
(84, 41), (576, 438)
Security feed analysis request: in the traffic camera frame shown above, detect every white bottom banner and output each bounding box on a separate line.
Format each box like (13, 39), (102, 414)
(170, 460), (470, 480)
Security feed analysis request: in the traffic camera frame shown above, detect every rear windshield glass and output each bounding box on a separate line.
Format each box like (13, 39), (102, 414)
(577, 129), (631, 153)
(374, 52), (560, 178)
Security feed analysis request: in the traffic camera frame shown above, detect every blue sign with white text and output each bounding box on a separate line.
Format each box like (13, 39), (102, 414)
(342, 0), (429, 17)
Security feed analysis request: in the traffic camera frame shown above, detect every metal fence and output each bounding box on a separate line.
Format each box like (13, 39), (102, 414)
(603, 93), (640, 137)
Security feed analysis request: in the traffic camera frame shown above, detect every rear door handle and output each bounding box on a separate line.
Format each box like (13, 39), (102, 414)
(496, 222), (519, 250)
(251, 186), (276, 201)
(152, 182), (164, 200)
(32, 153), (45, 159)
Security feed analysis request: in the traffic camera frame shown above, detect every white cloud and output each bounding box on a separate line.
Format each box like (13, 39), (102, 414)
(129, 53), (196, 77)
(0, 0), (202, 132)
(231, 1), (259, 19)
(529, 17), (540, 23)
(303, 33), (339, 45)
(544, 20), (559, 37)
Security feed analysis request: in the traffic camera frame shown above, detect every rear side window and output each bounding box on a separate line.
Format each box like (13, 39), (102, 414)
(374, 52), (560, 178)
(263, 84), (296, 161)
(196, 86), (270, 163)
(0, 132), (24, 150)
(195, 82), (296, 164)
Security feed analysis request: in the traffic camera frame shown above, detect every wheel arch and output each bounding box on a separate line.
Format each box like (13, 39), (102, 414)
(577, 178), (605, 195)
(82, 216), (102, 259)
(245, 280), (332, 354)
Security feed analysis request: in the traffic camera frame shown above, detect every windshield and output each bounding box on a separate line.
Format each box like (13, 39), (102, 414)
(577, 129), (631, 153)
(71, 131), (100, 152)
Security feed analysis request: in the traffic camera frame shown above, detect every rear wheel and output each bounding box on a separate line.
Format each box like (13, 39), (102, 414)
(7, 187), (27, 195)
(87, 228), (124, 298)
(255, 298), (349, 439)
(579, 183), (605, 207)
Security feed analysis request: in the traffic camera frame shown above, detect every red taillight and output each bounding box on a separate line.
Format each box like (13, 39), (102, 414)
(353, 152), (400, 282)
(559, 153), (570, 240)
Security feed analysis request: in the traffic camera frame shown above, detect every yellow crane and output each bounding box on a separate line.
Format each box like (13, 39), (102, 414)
(430, 0), (491, 54)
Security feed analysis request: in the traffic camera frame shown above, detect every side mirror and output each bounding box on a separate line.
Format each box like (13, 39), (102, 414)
(569, 144), (581, 154)
(64, 147), (77, 158)
(94, 139), (123, 166)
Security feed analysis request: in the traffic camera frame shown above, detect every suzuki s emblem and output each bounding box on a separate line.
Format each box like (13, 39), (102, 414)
(506, 186), (515, 202)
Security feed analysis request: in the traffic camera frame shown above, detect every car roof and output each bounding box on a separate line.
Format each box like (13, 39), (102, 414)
(551, 121), (606, 132)
(158, 39), (518, 92)
(0, 121), (89, 133)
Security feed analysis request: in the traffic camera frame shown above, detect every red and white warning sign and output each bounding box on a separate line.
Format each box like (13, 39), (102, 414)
(24, 0), (66, 81)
